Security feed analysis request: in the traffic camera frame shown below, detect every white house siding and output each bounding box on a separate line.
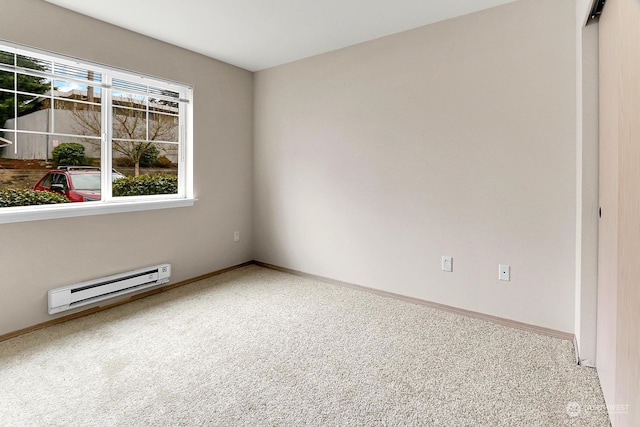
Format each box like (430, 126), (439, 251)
(1, 109), (177, 162)
(1, 109), (101, 160)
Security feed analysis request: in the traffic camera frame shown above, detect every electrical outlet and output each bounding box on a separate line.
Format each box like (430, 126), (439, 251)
(442, 256), (453, 272)
(499, 264), (510, 281)
(234, 231), (240, 242)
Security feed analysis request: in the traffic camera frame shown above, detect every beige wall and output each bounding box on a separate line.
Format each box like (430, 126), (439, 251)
(0, 0), (254, 335)
(598, 0), (640, 425)
(254, 0), (578, 332)
(1, 0), (606, 363)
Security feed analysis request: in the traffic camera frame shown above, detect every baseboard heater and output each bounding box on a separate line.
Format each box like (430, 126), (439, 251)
(48, 264), (171, 315)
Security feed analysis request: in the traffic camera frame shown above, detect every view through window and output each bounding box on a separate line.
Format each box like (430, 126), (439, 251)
(0, 42), (192, 214)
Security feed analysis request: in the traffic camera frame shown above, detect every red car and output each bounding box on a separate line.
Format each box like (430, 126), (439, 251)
(33, 166), (125, 202)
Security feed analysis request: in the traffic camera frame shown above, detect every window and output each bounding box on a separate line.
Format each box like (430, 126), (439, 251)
(0, 41), (194, 223)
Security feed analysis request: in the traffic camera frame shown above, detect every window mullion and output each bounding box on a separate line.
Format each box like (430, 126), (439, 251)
(101, 73), (113, 201)
(12, 56), (17, 155)
(182, 87), (193, 199)
(146, 95), (149, 142)
(49, 63), (55, 138)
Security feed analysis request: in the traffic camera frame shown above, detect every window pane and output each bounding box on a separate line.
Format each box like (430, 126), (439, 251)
(150, 99), (179, 111)
(1, 92), (48, 132)
(113, 90), (145, 105)
(0, 134), (70, 207)
(47, 137), (103, 202)
(16, 94), (48, 132)
(153, 142), (179, 168)
(149, 98), (179, 112)
(53, 64), (101, 84)
(113, 104), (147, 141)
(0, 70), (14, 90)
(0, 131), (15, 152)
(112, 79), (146, 94)
(0, 93), (15, 131)
(0, 51), (14, 66)
(112, 141), (178, 197)
(17, 73), (51, 96)
(54, 80), (102, 102)
(148, 112), (179, 143)
(0, 132), (48, 164)
(148, 86), (179, 99)
(54, 99), (102, 138)
(16, 54), (51, 74)
(50, 136), (101, 169)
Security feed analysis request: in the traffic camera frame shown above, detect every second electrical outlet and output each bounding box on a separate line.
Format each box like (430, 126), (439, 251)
(442, 256), (453, 272)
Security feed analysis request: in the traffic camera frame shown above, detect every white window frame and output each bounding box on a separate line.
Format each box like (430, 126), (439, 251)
(0, 41), (195, 224)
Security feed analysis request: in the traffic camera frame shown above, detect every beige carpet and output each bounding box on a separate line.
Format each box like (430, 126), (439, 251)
(0, 265), (610, 426)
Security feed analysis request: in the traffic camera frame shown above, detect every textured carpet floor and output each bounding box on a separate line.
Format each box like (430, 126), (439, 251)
(0, 265), (609, 426)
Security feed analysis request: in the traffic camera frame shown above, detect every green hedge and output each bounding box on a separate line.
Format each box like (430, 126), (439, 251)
(112, 174), (178, 196)
(0, 189), (70, 207)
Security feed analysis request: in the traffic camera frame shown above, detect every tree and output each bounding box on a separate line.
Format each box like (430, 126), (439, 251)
(69, 94), (178, 176)
(0, 55), (51, 131)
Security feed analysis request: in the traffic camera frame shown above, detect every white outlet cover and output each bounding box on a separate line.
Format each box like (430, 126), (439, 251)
(499, 264), (510, 281)
(442, 256), (453, 272)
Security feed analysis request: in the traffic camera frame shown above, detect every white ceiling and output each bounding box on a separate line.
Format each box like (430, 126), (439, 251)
(44, 0), (518, 71)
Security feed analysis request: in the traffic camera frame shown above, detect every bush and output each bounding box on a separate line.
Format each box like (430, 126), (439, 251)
(52, 143), (86, 166)
(112, 174), (178, 196)
(155, 155), (173, 168)
(0, 188), (69, 207)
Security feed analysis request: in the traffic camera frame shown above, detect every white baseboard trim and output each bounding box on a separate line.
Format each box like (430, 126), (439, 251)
(255, 261), (575, 342)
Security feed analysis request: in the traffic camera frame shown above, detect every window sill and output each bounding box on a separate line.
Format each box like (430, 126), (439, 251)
(0, 198), (197, 225)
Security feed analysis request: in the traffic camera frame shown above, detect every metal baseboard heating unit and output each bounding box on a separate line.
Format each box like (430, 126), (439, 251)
(48, 264), (171, 315)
